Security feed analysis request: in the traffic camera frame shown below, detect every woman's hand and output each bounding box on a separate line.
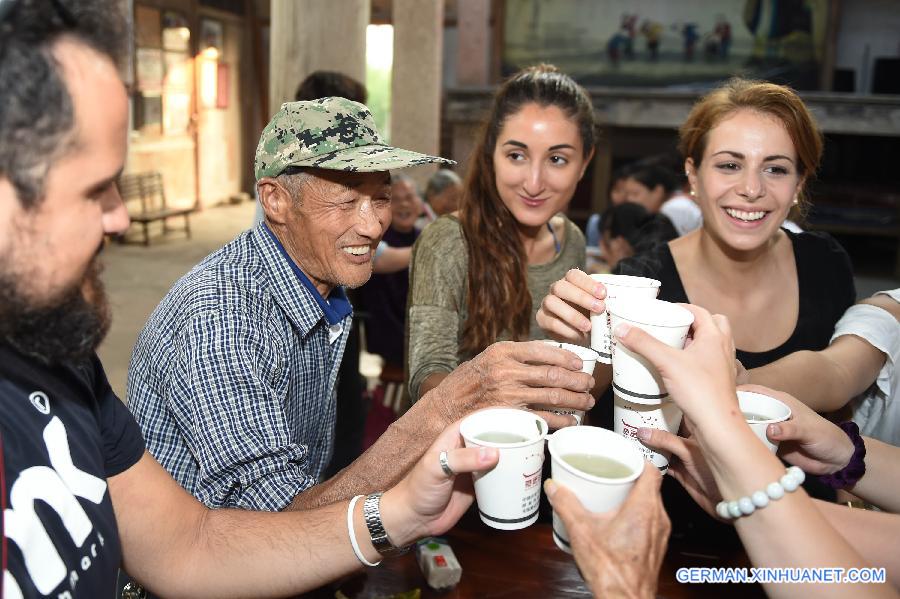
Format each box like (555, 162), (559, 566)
(536, 269), (606, 344)
(381, 421), (499, 546)
(636, 419), (724, 520)
(613, 303), (738, 430)
(545, 463), (670, 598)
(745, 384), (855, 475)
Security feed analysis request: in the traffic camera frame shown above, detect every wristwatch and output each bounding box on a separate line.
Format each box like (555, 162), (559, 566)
(363, 492), (410, 557)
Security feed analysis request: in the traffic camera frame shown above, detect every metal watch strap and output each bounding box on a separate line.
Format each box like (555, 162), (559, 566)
(362, 492), (409, 557)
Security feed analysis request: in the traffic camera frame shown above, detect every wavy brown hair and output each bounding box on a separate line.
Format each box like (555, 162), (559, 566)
(459, 64), (596, 355)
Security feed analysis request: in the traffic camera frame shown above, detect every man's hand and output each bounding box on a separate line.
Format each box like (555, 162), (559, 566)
(432, 340), (596, 429)
(536, 269), (606, 344)
(545, 463), (670, 599)
(381, 421), (499, 546)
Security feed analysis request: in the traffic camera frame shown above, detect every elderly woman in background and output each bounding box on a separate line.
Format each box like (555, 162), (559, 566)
(418, 169), (463, 227)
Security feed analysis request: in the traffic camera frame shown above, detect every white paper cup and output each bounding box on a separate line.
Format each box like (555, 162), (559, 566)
(536, 341), (601, 425)
(547, 426), (644, 553)
(589, 274), (661, 364)
(460, 409), (549, 530)
(613, 394), (683, 472)
(737, 391), (792, 453)
(608, 298), (693, 404)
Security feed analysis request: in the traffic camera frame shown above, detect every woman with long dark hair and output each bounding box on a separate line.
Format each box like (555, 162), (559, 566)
(406, 64), (597, 402)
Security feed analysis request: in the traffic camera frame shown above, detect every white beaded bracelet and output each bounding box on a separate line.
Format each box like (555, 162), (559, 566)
(348, 495), (381, 567)
(715, 466), (805, 520)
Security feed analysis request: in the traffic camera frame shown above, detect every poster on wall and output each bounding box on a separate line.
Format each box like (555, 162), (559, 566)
(503, 0), (831, 89)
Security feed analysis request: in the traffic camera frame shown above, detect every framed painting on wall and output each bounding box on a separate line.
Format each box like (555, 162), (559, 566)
(503, 0), (832, 90)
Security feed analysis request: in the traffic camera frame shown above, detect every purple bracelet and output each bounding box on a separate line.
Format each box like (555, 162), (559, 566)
(818, 421), (866, 490)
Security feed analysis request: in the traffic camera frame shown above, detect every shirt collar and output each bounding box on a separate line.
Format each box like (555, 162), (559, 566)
(262, 222), (352, 326)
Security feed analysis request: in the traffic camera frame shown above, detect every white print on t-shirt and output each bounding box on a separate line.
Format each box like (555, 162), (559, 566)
(4, 415), (109, 596)
(29, 391), (50, 415)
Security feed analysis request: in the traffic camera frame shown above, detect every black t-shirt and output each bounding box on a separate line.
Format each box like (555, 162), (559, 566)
(612, 230), (855, 548)
(0, 345), (145, 598)
(616, 229), (856, 367)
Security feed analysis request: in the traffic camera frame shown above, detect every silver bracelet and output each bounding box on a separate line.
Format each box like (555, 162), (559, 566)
(716, 466), (806, 520)
(363, 492), (410, 557)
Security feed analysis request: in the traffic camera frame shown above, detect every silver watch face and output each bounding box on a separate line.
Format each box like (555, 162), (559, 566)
(363, 493), (409, 556)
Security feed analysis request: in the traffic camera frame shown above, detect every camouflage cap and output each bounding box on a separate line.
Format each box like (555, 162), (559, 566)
(254, 97), (455, 179)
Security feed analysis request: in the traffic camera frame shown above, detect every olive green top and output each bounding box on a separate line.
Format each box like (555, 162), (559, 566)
(406, 214), (586, 402)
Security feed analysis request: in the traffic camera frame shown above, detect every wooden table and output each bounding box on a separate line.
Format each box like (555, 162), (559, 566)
(306, 508), (766, 598)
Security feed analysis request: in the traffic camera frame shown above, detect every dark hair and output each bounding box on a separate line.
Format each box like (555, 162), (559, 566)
(627, 163), (679, 196)
(679, 77), (822, 207)
(610, 163), (635, 186)
(601, 202), (678, 255)
(294, 70), (367, 104)
(459, 64), (597, 355)
(0, 0), (125, 208)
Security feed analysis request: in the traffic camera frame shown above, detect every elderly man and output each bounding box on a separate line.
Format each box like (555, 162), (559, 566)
(0, 1), (511, 596)
(127, 98), (596, 512)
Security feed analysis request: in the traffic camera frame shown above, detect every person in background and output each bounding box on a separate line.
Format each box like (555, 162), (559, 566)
(598, 202), (679, 271)
(584, 163), (633, 248)
(417, 168), (462, 229)
(622, 160), (703, 236)
(406, 64), (594, 406)
(294, 70), (367, 104)
(359, 173), (422, 408)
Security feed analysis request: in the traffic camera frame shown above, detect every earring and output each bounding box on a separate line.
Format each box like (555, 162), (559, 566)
(689, 189), (696, 197)
(792, 195), (799, 206)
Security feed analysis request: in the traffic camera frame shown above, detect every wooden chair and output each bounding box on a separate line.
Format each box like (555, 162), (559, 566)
(117, 171), (192, 246)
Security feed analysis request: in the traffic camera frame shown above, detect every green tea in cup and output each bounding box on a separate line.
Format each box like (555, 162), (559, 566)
(561, 453), (633, 479)
(474, 431), (531, 444)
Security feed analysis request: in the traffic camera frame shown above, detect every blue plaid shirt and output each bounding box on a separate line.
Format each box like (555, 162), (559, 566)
(127, 222), (352, 510)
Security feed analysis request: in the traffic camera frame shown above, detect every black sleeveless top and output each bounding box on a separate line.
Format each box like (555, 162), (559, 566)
(615, 229), (856, 368)
(609, 230), (856, 549)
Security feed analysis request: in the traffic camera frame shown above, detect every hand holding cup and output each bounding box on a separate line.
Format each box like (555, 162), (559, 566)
(612, 303), (738, 433)
(544, 463), (670, 599)
(436, 340), (595, 430)
(536, 269), (607, 344)
(744, 384), (856, 475)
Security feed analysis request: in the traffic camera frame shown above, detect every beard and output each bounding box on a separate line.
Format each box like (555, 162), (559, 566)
(0, 255), (111, 366)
